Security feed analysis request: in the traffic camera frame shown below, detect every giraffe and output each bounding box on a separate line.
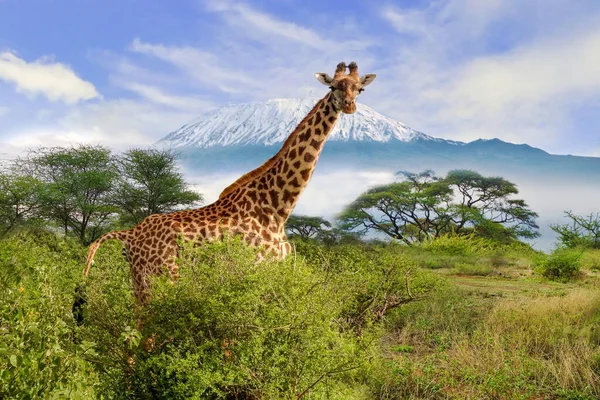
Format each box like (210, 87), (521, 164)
(84, 61), (376, 305)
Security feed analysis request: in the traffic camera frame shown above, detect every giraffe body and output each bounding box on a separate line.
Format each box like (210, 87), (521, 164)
(85, 62), (376, 304)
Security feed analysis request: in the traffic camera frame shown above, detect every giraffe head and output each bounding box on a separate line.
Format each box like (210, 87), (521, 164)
(314, 61), (376, 114)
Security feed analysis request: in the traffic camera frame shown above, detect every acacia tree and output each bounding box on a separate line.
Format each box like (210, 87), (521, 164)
(22, 145), (119, 244)
(338, 169), (538, 244)
(551, 211), (600, 248)
(444, 170), (539, 240)
(285, 215), (332, 240)
(0, 170), (44, 237)
(113, 148), (202, 225)
(337, 171), (454, 244)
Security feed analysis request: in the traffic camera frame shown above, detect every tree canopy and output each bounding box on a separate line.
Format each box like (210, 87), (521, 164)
(114, 148), (202, 225)
(22, 145), (118, 244)
(285, 215), (332, 240)
(338, 169), (538, 244)
(0, 170), (44, 237)
(1, 145), (202, 244)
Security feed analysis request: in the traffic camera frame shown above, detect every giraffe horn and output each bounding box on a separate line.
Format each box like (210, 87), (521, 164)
(333, 62), (347, 79)
(348, 61), (359, 78)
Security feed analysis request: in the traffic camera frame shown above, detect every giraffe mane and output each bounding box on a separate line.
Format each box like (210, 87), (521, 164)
(218, 95), (329, 200)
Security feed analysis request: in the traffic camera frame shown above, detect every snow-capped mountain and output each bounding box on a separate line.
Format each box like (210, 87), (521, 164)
(154, 97), (581, 182)
(156, 97), (600, 252)
(157, 98), (435, 148)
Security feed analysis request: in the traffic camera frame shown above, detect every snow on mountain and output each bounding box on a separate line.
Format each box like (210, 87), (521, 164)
(157, 98), (435, 148)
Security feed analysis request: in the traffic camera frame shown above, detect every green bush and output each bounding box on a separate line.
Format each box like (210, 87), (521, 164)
(0, 230), (97, 399)
(580, 249), (600, 271)
(537, 248), (583, 280)
(80, 237), (441, 399)
(0, 231), (442, 398)
(417, 234), (496, 256)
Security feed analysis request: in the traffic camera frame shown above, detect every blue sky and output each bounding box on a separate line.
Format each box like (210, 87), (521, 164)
(1, 0), (600, 158)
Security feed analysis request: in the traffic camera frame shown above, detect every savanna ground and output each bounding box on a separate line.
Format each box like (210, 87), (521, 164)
(1, 230), (600, 399)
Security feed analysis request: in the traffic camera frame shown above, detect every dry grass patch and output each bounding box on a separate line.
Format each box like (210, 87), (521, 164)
(445, 291), (600, 394)
(379, 288), (600, 399)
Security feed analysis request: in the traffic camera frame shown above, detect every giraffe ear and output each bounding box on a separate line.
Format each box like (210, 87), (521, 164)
(315, 73), (334, 86)
(360, 74), (377, 87)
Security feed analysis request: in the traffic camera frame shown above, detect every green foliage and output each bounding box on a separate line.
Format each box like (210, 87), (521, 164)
(390, 344), (414, 353)
(0, 231), (97, 398)
(80, 237), (440, 399)
(1, 146), (203, 244)
(417, 233), (497, 256)
(114, 148), (202, 225)
(285, 214), (332, 240)
(402, 234), (538, 278)
(338, 170), (452, 244)
(1, 228), (598, 398)
(338, 169), (539, 244)
(292, 240), (442, 328)
(552, 211), (600, 249)
(21, 145), (119, 244)
(580, 249), (600, 271)
(536, 248), (583, 280)
(0, 171), (45, 237)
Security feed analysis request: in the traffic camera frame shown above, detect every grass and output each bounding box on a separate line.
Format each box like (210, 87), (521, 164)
(581, 249), (600, 271)
(378, 274), (600, 399)
(452, 262), (494, 276)
(370, 236), (600, 398)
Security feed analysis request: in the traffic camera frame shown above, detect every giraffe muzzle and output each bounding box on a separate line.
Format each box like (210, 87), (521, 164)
(343, 100), (356, 114)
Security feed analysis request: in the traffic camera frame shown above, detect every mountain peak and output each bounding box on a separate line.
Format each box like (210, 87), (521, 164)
(157, 98), (432, 149)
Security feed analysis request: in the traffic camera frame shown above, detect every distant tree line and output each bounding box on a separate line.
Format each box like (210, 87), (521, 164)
(2, 146), (543, 247)
(0, 145), (201, 244)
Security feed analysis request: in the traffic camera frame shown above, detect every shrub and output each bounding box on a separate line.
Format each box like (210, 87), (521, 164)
(417, 234), (498, 256)
(0, 230), (98, 398)
(537, 248), (583, 280)
(82, 237), (443, 398)
(580, 249), (600, 271)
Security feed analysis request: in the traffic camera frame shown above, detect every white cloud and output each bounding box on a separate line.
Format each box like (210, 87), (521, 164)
(381, 7), (432, 39)
(373, 1), (600, 152)
(205, 0), (337, 50)
(0, 52), (100, 104)
(185, 167), (600, 252)
(0, 97), (197, 159)
(3, 0), (599, 159)
(0, 106), (8, 117)
(0, 141), (24, 160)
(454, 29), (600, 106)
(118, 81), (216, 111)
(428, 26), (600, 146)
(58, 99), (197, 150)
(382, 0), (512, 46)
(296, 170), (395, 219)
(129, 38), (260, 94)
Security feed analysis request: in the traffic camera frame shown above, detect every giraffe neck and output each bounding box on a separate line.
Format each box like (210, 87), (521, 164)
(265, 93), (341, 222)
(218, 92), (342, 226)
